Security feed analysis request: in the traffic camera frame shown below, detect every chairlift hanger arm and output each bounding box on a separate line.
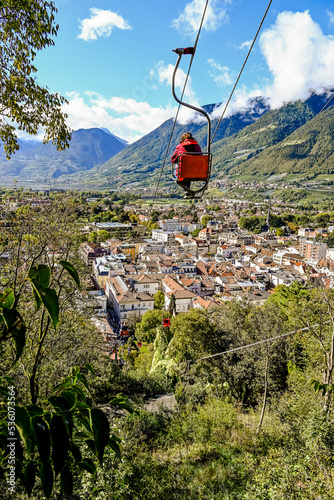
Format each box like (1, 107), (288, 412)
(172, 47), (211, 154)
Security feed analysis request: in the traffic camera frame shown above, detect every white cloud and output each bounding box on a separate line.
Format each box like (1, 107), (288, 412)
(62, 92), (176, 143)
(78, 8), (132, 41)
(211, 10), (334, 121)
(150, 61), (205, 124)
(210, 85), (264, 120)
(259, 10), (334, 108)
(238, 40), (252, 51)
(207, 58), (234, 87)
(327, 10), (334, 26)
(171, 0), (228, 37)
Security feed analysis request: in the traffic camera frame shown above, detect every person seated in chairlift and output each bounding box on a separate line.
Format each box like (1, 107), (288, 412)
(171, 132), (202, 197)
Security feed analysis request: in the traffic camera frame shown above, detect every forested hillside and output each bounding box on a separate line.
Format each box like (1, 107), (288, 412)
(228, 105), (334, 178)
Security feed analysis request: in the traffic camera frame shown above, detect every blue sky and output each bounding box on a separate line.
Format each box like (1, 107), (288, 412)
(28, 0), (334, 143)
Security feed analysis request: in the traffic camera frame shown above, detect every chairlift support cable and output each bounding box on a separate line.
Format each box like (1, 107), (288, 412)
(197, 321), (331, 361)
(151, 0), (210, 208)
(288, 92), (334, 147)
(210, 0), (273, 145)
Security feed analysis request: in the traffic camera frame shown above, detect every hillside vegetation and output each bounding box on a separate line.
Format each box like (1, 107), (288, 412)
(1, 193), (334, 499)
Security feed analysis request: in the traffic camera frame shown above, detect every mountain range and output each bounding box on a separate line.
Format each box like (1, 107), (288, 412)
(1, 91), (334, 188)
(0, 128), (127, 181)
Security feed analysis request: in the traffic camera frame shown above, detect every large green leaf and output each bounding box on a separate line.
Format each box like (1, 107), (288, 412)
(2, 308), (26, 360)
(39, 462), (53, 499)
(90, 408), (110, 465)
(32, 416), (50, 464)
(110, 396), (137, 414)
(108, 438), (121, 459)
(75, 372), (91, 394)
(14, 407), (33, 455)
(85, 363), (95, 375)
(48, 395), (72, 412)
(50, 415), (69, 477)
(31, 287), (42, 311)
(78, 458), (96, 476)
(12, 320), (26, 362)
(38, 287), (59, 328)
(2, 308), (19, 330)
(25, 405), (44, 416)
(28, 265), (51, 288)
(67, 384), (86, 401)
(59, 260), (81, 289)
(0, 289), (14, 309)
(23, 462), (36, 496)
(59, 389), (77, 410)
(60, 464), (73, 496)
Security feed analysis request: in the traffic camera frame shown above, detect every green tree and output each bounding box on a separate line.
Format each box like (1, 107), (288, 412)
(153, 290), (165, 309)
(192, 228), (201, 238)
(239, 215), (263, 231)
(201, 215), (212, 228)
(270, 284), (334, 412)
(0, 1), (71, 157)
(135, 310), (163, 343)
(167, 309), (213, 362)
(0, 264), (135, 498)
(88, 230), (109, 244)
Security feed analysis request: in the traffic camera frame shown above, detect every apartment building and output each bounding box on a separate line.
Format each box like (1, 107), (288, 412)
(80, 243), (110, 268)
(151, 229), (175, 244)
(105, 276), (154, 323)
(299, 239), (327, 262)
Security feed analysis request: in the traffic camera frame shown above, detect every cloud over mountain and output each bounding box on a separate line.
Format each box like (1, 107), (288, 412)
(260, 10), (334, 108)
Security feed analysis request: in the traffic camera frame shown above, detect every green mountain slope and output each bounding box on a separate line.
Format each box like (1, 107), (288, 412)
(218, 105), (334, 178)
(210, 93), (334, 179)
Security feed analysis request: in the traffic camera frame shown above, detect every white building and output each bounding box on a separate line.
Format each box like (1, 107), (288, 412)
(159, 219), (183, 232)
(129, 275), (161, 295)
(152, 229), (175, 244)
(105, 276), (154, 323)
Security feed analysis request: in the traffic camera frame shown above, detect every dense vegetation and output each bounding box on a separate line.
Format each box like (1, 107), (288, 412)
(1, 193), (334, 499)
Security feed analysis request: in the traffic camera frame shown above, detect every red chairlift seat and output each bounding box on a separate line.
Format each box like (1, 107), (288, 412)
(120, 325), (128, 336)
(171, 48), (213, 199)
(177, 152), (212, 182)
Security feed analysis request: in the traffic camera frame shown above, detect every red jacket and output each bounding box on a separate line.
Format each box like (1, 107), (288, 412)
(171, 139), (202, 164)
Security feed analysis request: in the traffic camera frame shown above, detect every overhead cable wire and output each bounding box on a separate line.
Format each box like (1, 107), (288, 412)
(290, 92), (334, 146)
(210, 0), (273, 145)
(151, 0), (210, 210)
(197, 321), (331, 361)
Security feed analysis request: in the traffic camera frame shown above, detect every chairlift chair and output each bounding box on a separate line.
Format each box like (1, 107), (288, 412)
(171, 47), (212, 199)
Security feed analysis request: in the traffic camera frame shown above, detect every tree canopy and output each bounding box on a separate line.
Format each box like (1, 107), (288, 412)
(0, 0), (71, 157)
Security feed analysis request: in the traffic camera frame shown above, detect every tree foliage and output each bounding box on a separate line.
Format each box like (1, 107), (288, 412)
(0, 0), (71, 157)
(0, 261), (135, 498)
